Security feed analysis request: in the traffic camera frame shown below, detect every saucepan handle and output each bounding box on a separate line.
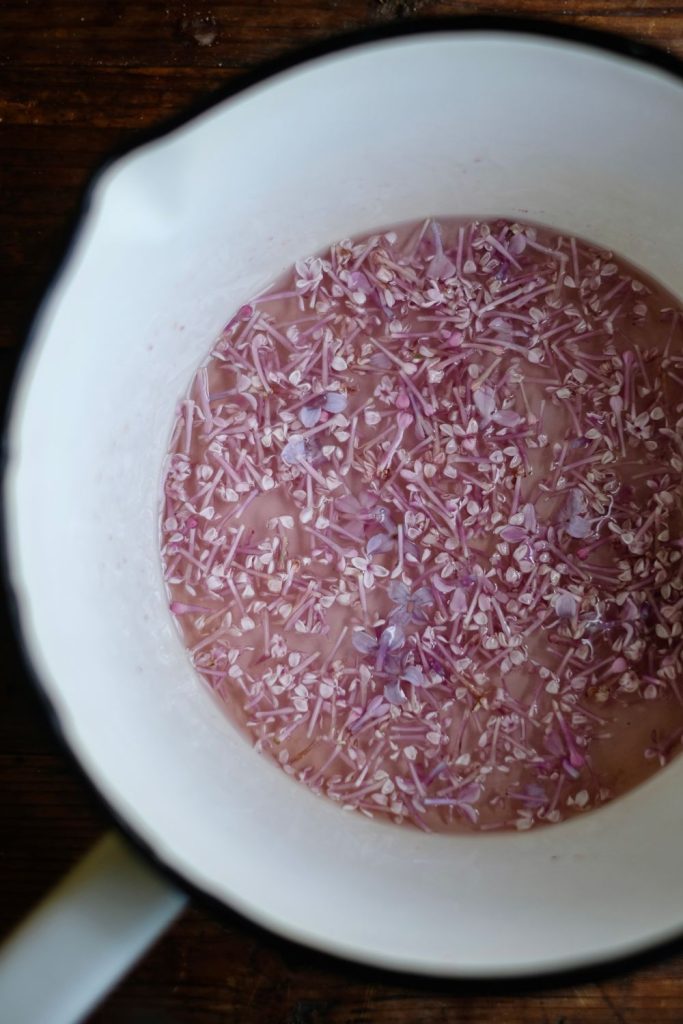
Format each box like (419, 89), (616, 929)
(0, 831), (186, 1024)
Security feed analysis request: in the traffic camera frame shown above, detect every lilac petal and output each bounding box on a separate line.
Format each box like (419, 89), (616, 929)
(366, 533), (385, 555)
(370, 352), (392, 370)
(384, 680), (407, 706)
(373, 506), (395, 531)
(388, 607), (412, 627)
(367, 533), (394, 555)
(386, 651), (405, 673)
(300, 405), (322, 428)
(567, 743), (585, 769)
(403, 540), (420, 563)
(554, 592), (578, 619)
(456, 781), (482, 804)
(346, 270), (373, 294)
(562, 487), (587, 519)
(456, 802), (479, 825)
(348, 695), (389, 733)
(335, 494), (362, 514)
(493, 409), (522, 427)
(359, 490), (378, 510)
(367, 694), (387, 716)
(380, 623), (405, 651)
(490, 316), (512, 335)
(413, 587), (435, 608)
(430, 253), (457, 280)
(509, 233), (527, 255)
(324, 391), (347, 413)
(432, 575), (455, 594)
(500, 524), (528, 543)
(450, 587), (468, 614)
(544, 730), (565, 756)
(349, 717), (372, 736)
(344, 519), (365, 538)
(401, 665), (426, 687)
(566, 516), (592, 539)
(281, 436), (306, 465)
(352, 629), (377, 654)
(522, 502), (537, 533)
(473, 386), (496, 422)
(347, 709), (364, 733)
(388, 579), (410, 605)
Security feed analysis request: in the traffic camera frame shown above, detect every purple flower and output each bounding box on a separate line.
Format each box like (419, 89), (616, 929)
(295, 257), (325, 295)
(348, 694), (391, 734)
(351, 623), (405, 672)
(388, 580), (435, 625)
(335, 490), (378, 516)
(499, 503), (538, 544)
(451, 782), (483, 825)
(342, 269), (374, 303)
(382, 663), (430, 706)
(473, 385), (522, 428)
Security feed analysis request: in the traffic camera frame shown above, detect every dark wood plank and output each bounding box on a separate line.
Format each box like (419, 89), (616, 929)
(1, 1), (683, 68)
(2, 2), (683, 1022)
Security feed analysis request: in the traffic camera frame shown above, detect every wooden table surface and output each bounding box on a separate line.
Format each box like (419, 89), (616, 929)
(2, 2), (683, 1021)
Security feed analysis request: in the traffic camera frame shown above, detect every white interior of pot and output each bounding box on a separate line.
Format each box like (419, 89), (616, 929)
(6, 34), (683, 974)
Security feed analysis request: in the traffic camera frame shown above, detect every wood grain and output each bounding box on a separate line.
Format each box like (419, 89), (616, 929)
(2, 2), (683, 1021)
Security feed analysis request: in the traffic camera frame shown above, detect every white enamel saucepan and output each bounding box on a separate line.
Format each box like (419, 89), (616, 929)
(2, 28), (683, 1024)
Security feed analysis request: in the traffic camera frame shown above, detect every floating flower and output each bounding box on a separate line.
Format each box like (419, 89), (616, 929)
(473, 385), (523, 428)
(352, 623), (405, 672)
(335, 490), (378, 516)
(295, 257), (325, 295)
(350, 554), (390, 589)
(383, 664), (430, 706)
(388, 580), (435, 625)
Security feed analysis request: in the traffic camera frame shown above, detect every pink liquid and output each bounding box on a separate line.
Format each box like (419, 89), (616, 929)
(161, 218), (683, 832)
